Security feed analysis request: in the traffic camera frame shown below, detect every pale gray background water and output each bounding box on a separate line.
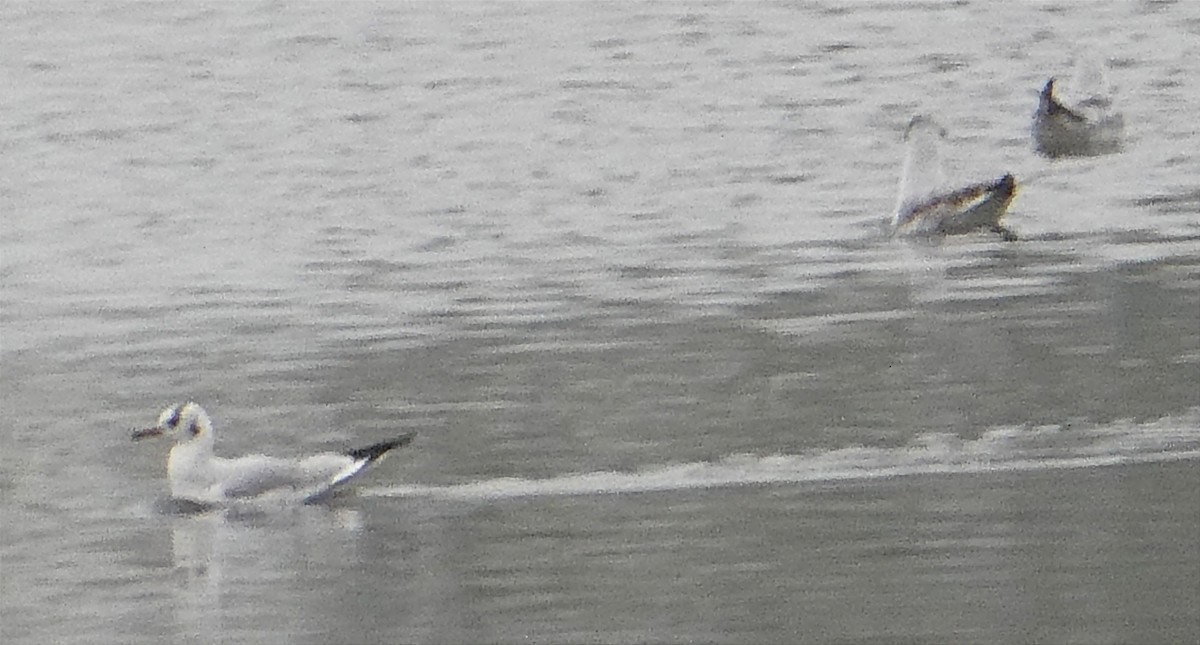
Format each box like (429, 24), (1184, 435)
(2, 2), (1199, 644)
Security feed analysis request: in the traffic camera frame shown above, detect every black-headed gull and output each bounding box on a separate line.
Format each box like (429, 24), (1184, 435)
(891, 115), (1018, 241)
(133, 402), (414, 507)
(1032, 54), (1124, 158)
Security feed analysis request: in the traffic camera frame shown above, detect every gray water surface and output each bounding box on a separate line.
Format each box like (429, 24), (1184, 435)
(3, 3), (1199, 644)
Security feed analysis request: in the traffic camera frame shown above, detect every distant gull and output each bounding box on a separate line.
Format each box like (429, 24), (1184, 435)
(133, 402), (414, 508)
(1032, 54), (1124, 158)
(891, 115), (1018, 240)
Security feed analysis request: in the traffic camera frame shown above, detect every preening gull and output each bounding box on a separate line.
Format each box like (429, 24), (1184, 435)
(133, 402), (414, 508)
(891, 115), (1018, 240)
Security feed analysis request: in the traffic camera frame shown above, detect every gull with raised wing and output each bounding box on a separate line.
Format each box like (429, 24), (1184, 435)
(891, 115), (1018, 240)
(1032, 53), (1124, 158)
(133, 402), (414, 508)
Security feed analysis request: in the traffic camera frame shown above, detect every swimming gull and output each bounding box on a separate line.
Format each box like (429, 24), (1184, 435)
(132, 402), (414, 507)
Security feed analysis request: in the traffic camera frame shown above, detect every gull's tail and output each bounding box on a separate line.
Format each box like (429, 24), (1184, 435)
(1041, 79), (1086, 122)
(306, 432), (418, 504)
(347, 432), (417, 464)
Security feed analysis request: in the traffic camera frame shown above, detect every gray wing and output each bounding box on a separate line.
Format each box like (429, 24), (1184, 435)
(214, 454), (355, 500)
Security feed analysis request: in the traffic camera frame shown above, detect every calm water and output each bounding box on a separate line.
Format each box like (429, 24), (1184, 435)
(3, 2), (1199, 644)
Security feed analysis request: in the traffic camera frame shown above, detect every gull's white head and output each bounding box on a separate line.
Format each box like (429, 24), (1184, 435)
(132, 402), (214, 447)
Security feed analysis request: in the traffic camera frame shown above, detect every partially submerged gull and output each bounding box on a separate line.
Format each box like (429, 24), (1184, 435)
(1032, 54), (1124, 158)
(891, 115), (1017, 241)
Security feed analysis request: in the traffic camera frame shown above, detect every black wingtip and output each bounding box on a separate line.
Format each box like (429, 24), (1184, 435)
(996, 173), (1016, 195)
(346, 432), (416, 463)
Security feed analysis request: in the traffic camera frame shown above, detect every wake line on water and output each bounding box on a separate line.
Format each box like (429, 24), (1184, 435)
(364, 412), (1200, 502)
(365, 450), (1200, 502)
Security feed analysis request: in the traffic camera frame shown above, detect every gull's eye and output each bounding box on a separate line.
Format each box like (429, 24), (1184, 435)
(165, 408), (181, 429)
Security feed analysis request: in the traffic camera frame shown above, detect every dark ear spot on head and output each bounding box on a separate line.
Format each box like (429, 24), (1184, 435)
(188, 419), (201, 437)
